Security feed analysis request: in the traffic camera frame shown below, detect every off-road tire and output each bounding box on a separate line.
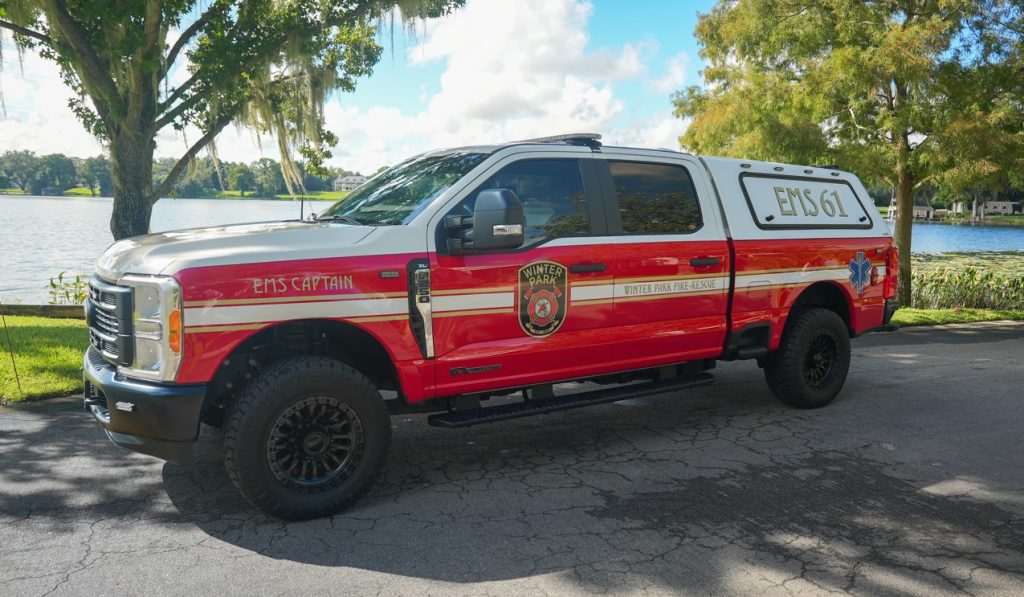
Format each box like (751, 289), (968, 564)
(224, 356), (390, 520)
(764, 307), (851, 409)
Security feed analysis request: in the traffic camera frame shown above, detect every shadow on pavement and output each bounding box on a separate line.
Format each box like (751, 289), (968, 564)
(2, 341), (1023, 594)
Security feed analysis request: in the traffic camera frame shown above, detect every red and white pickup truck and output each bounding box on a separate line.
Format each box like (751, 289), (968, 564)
(83, 133), (898, 519)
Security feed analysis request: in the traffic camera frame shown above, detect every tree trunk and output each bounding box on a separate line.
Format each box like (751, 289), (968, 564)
(893, 167), (914, 307)
(109, 131), (156, 240)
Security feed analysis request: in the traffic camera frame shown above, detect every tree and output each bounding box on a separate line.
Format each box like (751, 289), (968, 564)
(81, 155), (112, 196)
(30, 153), (76, 194)
(0, 150), (38, 191)
(0, 0), (463, 239)
(252, 157), (286, 197)
(673, 0), (1024, 305)
(228, 164), (256, 196)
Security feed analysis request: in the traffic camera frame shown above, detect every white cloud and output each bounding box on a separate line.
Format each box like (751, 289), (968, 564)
(0, 40), (104, 157)
(649, 51), (689, 94)
(1, 0), (689, 175)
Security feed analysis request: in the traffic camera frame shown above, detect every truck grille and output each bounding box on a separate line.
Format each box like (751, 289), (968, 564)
(86, 277), (133, 366)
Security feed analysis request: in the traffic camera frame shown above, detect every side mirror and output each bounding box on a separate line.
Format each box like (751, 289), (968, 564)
(447, 189), (525, 253)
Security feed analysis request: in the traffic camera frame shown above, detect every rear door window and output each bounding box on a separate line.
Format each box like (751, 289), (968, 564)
(608, 161), (703, 234)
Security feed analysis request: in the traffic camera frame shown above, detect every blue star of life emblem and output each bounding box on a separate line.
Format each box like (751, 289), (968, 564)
(849, 251), (872, 295)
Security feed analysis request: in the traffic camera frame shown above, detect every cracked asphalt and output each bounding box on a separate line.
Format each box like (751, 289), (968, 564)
(2, 321), (1024, 596)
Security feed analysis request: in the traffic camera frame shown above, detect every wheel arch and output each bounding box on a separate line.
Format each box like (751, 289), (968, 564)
(788, 281), (855, 335)
(201, 318), (402, 424)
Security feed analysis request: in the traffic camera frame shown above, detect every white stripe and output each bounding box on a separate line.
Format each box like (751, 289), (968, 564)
(615, 276), (727, 299)
(571, 284), (614, 301)
(185, 297), (406, 327)
(736, 268), (848, 287)
(433, 292), (513, 313)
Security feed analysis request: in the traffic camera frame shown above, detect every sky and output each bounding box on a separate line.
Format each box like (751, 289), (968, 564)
(0, 0), (716, 175)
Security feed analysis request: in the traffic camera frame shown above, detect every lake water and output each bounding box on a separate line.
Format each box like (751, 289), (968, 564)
(2, 195), (1024, 303)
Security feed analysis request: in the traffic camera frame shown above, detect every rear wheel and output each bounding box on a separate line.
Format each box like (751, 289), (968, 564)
(764, 308), (851, 409)
(224, 356), (390, 520)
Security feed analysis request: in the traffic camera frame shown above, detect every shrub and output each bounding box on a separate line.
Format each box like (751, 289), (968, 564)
(911, 267), (1024, 310)
(47, 272), (88, 305)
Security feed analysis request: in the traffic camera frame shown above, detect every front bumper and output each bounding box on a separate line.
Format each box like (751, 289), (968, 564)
(83, 346), (206, 464)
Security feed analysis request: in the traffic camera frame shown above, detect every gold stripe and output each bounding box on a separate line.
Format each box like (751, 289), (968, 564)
(614, 273), (729, 284)
(571, 278), (614, 287)
(186, 323), (267, 333)
(737, 265), (845, 276)
(346, 314), (409, 323)
(183, 291), (407, 308)
(615, 288), (726, 303)
(432, 286), (513, 296)
(433, 307), (512, 318)
(572, 298), (615, 306)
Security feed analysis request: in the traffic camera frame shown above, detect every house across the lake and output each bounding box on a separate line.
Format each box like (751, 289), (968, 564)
(333, 175), (367, 192)
(888, 197), (934, 220)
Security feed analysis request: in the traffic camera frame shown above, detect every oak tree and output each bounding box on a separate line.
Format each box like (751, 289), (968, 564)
(674, 0), (1023, 305)
(0, 0), (462, 239)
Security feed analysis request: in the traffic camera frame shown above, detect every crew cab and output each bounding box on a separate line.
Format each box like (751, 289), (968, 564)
(83, 133), (898, 519)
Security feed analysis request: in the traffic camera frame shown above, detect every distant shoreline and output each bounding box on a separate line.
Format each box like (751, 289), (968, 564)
(0, 188), (347, 202)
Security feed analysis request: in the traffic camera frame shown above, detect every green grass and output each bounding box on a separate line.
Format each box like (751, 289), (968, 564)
(0, 187), (26, 195)
(211, 190), (347, 201)
(876, 206), (889, 216)
(64, 186), (96, 196)
(985, 215), (1024, 226)
(911, 251), (1024, 277)
(891, 308), (1024, 327)
(0, 316), (88, 404)
(274, 190), (348, 201)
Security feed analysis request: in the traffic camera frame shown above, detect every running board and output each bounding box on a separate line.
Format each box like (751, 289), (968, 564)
(427, 373), (714, 429)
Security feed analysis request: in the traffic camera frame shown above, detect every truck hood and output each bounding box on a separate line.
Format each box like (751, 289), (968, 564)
(96, 220), (375, 281)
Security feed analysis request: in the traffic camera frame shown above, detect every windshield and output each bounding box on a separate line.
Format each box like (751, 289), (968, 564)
(318, 151), (490, 225)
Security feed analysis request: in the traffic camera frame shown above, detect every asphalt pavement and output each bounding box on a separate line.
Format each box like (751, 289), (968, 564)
(2, 322), (1024, 596)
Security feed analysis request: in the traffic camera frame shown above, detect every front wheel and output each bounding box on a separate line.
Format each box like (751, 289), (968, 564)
(764, 308), (851, 409)
(224, 356), (390, 520)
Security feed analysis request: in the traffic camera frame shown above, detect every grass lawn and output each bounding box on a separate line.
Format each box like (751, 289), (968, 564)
(0, 187), (26, 195)
(912, 251), (1024, 277)
(212, 190), (347, 201)
(64, 186), (97, 196)
(876, 206), (889, 216)
(0, 316), (88, 404)
(274, 190), (348, 201)
(891, 308), (1024, 327)
(985, 215), (1024, 226)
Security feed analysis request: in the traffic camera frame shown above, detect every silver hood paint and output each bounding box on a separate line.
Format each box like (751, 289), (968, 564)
(95, 220), (375, 281)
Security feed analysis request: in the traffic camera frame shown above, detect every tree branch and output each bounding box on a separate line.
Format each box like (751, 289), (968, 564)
(159, 70), (199, 112)
(0, 18), (52, 44)
(40, 0), (123, 125)
(155, 82), (215, 130)
(151, 114), (234, 201)
(161, 0), (228, 78)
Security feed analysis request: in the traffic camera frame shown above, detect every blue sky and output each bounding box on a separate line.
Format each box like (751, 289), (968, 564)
(0, 0), (717, 173)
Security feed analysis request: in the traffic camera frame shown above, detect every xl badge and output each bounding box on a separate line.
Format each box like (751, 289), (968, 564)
(518, 260), (568, 337)
(849, 251), (871, 295)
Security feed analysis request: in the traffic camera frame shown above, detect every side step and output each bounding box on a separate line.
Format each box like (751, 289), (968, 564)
(427, 372), (714, 429)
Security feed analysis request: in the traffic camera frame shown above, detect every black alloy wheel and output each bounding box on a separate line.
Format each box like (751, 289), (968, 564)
(803, 334), (838, 387)
(267, 396), (365, 491)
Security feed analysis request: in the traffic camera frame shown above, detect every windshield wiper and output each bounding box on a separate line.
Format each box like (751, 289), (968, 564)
(315, 214), (365, 225)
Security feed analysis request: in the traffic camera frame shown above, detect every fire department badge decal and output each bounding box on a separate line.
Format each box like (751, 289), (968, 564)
(518, 260), (569, 337)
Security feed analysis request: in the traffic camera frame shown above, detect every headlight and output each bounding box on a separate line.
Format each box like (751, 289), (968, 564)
(117, 274), (183, 382)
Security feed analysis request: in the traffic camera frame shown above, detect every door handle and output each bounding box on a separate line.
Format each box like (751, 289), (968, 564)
(570, 263), (606, 273)
(690, 257), (721, 267)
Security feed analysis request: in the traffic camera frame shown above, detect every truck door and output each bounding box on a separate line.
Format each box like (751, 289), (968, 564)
(596, 157), (731, 369)
(429, 156), (614, 397)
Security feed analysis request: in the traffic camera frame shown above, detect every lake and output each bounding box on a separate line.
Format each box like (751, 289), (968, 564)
(2, 195), (1024, 303)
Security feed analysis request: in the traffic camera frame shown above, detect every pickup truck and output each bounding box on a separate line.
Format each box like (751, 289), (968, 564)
(83, 133), (899, 519)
